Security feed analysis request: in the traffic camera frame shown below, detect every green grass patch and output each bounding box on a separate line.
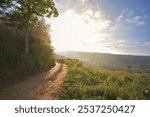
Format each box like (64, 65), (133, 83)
(58, 58), (150, 100)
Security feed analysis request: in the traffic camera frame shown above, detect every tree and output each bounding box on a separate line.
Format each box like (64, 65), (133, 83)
(0, 0), (11, 14)
(0, 0), (9, 7)
(0, 0), (58, 54)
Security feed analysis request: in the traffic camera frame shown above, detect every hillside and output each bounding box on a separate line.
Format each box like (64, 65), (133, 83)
(58, 58), (150, 100)
(58, 51), (150, 74)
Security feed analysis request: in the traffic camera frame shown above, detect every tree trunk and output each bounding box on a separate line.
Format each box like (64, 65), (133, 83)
(25, 28), (29, 54)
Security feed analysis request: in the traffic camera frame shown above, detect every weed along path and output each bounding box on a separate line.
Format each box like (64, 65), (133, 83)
(0, 63), (67, 100)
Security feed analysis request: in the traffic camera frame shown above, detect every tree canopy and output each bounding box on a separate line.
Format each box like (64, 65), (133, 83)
(0, 0), (59, 54)
(0, 0), (58, 28)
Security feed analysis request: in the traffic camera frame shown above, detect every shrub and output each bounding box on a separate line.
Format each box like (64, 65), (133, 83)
(0, 23), (55, 89)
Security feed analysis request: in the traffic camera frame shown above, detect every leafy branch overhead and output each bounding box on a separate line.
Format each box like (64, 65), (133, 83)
(0, 0), (59, 54)
(0, 0), (58, 28)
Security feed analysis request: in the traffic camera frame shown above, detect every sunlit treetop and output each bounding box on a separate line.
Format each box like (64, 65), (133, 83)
(0, 0), (59, 28)
(0, 0), (59, 54)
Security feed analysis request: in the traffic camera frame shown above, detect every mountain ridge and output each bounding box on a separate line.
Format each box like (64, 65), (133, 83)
(58, 51), (150, 73)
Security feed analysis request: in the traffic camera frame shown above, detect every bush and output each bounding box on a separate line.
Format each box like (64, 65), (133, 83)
(0, 23), (55, 89)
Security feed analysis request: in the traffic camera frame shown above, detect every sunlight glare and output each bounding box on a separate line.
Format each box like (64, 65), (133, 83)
(49, 9), (118, 54)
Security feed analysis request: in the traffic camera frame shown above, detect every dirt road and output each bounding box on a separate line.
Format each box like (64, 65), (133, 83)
(0, 63), (67, 100)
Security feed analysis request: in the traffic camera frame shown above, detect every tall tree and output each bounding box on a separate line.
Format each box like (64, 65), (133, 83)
(0, 0), (58, 54)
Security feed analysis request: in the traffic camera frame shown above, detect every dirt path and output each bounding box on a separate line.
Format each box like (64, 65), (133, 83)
(0, 63), (67, 100)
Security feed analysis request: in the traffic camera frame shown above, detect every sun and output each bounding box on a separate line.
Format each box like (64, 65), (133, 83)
(48, 9), (119, 54)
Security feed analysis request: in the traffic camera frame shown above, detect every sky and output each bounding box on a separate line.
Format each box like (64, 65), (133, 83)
(48, 0), (150, 56)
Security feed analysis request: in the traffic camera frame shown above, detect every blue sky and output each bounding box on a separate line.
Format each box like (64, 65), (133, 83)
(50, 0), (150, 56)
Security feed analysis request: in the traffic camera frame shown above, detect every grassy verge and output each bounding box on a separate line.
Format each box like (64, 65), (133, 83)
(58, 58), (150, 100)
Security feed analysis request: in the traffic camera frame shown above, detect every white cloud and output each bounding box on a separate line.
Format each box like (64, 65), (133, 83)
(54, 0), (87, 14)
(116, 8), (134, 22)
(82, 0), (87, 3)
(116, 8), (145, 26)
(49, 8), (114, 53)
(145, 42), (150, 48)
(48, 1), (149, 55)
(48, 0), (121, 53)
(126, 16), (145, 25)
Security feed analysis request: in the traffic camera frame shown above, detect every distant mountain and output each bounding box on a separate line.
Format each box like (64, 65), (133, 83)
(58, 51), (150, 73)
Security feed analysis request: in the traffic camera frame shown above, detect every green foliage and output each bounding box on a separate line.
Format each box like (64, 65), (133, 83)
(0, 22), (55, 89)
(58, 58), (150, 100)
(0, 0), (10, 9)
(0, 0), (58, 54)
(0, 0), (58, 27)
